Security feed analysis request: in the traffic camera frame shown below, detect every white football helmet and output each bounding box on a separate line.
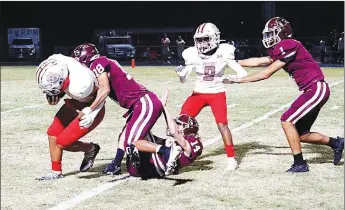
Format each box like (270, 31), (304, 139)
(193, 22), (220, 54)
(36, 58), (69, 96)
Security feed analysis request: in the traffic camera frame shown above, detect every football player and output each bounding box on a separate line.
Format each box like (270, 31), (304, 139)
(227, 17), (344, 172)
(72, 44), (182, 176)
(175, 23), (248, 170)
(36, 54), (105, 180)
(119, 90), (203, 179)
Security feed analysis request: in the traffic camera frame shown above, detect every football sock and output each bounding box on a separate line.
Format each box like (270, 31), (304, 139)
(114, 148), (125, 167)
(157, 145), (168, 155)
(328, 137), (337, 149)
(52, 160), (62, 172)
(225, 145), (235, 157)
(157, 145), (170, 161)
(293, 153), (305, 165)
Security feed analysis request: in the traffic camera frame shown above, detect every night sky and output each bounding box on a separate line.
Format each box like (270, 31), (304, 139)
(1, 1), (344, 55)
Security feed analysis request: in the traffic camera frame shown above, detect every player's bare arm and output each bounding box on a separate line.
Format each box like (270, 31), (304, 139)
(161, 92), (192, 156)
(88, 72), (110, 111)
(237, 56), (273, 67)
(160, 90), (192, 156)
(239, 60), (286, 83)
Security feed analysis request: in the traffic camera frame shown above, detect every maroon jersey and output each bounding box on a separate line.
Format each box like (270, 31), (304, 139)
(177, 134), (203, 168)
(90, 56), (149, 109)
(268, 39), (324, 91)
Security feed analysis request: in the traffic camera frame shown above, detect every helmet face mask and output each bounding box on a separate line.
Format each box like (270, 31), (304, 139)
(195, 36), (212, 54)
(262, 28), (282, 48)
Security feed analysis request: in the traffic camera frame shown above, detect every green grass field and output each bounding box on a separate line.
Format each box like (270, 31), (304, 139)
(1, 66), (344, 210)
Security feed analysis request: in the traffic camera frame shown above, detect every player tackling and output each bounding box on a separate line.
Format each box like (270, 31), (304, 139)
(72, 44), (182, 176)
(175, 22), (248, 170)
(227, 17), (344, 172)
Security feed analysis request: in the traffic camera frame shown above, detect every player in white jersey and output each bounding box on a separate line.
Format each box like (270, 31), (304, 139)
(35, 54), (106, 180)
(175, 22), (248, 170)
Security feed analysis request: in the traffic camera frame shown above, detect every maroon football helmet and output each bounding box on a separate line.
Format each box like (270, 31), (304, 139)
(174, 114), (199, 135)
(262, 17), (293, 48)
(71, 43), (100, 67)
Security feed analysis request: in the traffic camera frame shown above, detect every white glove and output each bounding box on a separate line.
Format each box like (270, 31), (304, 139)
(175, 65), (188, 77)
(81, 107), (92, 115)
(79, 114), (94, 128)
(78, 101), (105, 129)
(222, 75), (241, 84)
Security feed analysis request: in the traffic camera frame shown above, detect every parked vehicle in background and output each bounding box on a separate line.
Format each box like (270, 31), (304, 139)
(105, 34), (135, 60)
(9, 38), (36, 60)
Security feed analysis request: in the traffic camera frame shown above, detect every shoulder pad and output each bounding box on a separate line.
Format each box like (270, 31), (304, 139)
(219, 43), (235, 60)
(182, 47), (198, 64)
(68, 75), (94, 99)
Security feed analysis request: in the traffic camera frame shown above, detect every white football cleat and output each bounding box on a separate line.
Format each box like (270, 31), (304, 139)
(36, 172), (63, 181)
(225, 157), (238, 171)
(165, 143), (182, 176)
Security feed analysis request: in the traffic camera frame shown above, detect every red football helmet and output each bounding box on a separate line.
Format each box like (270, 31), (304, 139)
(174, 114), (199, 135)
(71, 43), (100, 67)
(262, 17), (293, 48)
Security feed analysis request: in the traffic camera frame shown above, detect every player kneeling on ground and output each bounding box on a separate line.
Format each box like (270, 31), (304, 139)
(36, 54), (105, 180)
(225, 17), (344, 172)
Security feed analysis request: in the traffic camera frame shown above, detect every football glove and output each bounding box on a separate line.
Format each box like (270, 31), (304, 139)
(175, 65), (188, 77)
(222, 75), (241, 84)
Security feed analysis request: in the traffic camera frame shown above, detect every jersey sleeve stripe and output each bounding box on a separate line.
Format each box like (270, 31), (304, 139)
(284, 51), (296, 59)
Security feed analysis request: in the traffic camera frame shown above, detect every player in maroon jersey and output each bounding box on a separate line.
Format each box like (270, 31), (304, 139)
(125, 90), (203, 179)
(71, 44), (182, 176)
(225, 17), (344, 172)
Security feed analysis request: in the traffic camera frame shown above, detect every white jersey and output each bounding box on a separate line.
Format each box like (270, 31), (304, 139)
(48, 54), (98, 103)
(182, 43), (247, 94)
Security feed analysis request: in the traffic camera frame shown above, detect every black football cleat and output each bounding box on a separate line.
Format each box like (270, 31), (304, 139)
(102, 161), (122, 175)
(333, 136), (344, 165)
(286, 161), (309, 173)
(80, 143), (101, 172)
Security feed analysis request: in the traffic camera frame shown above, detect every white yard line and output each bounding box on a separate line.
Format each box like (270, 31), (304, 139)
(40, 80), (345, 210)
(161, 81), (175, 84)
(227, 104), (237, 108)
(175, 103), (237, 109)
(1, 104), (44, 114)
(1, 101), (12, 105)
(330, 105), (340, 110)
(48, 176), (134, 210)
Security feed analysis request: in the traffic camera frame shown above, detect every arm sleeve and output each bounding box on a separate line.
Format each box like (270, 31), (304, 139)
(227, 60), (248, 78)
(223, 44), (248, 78)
